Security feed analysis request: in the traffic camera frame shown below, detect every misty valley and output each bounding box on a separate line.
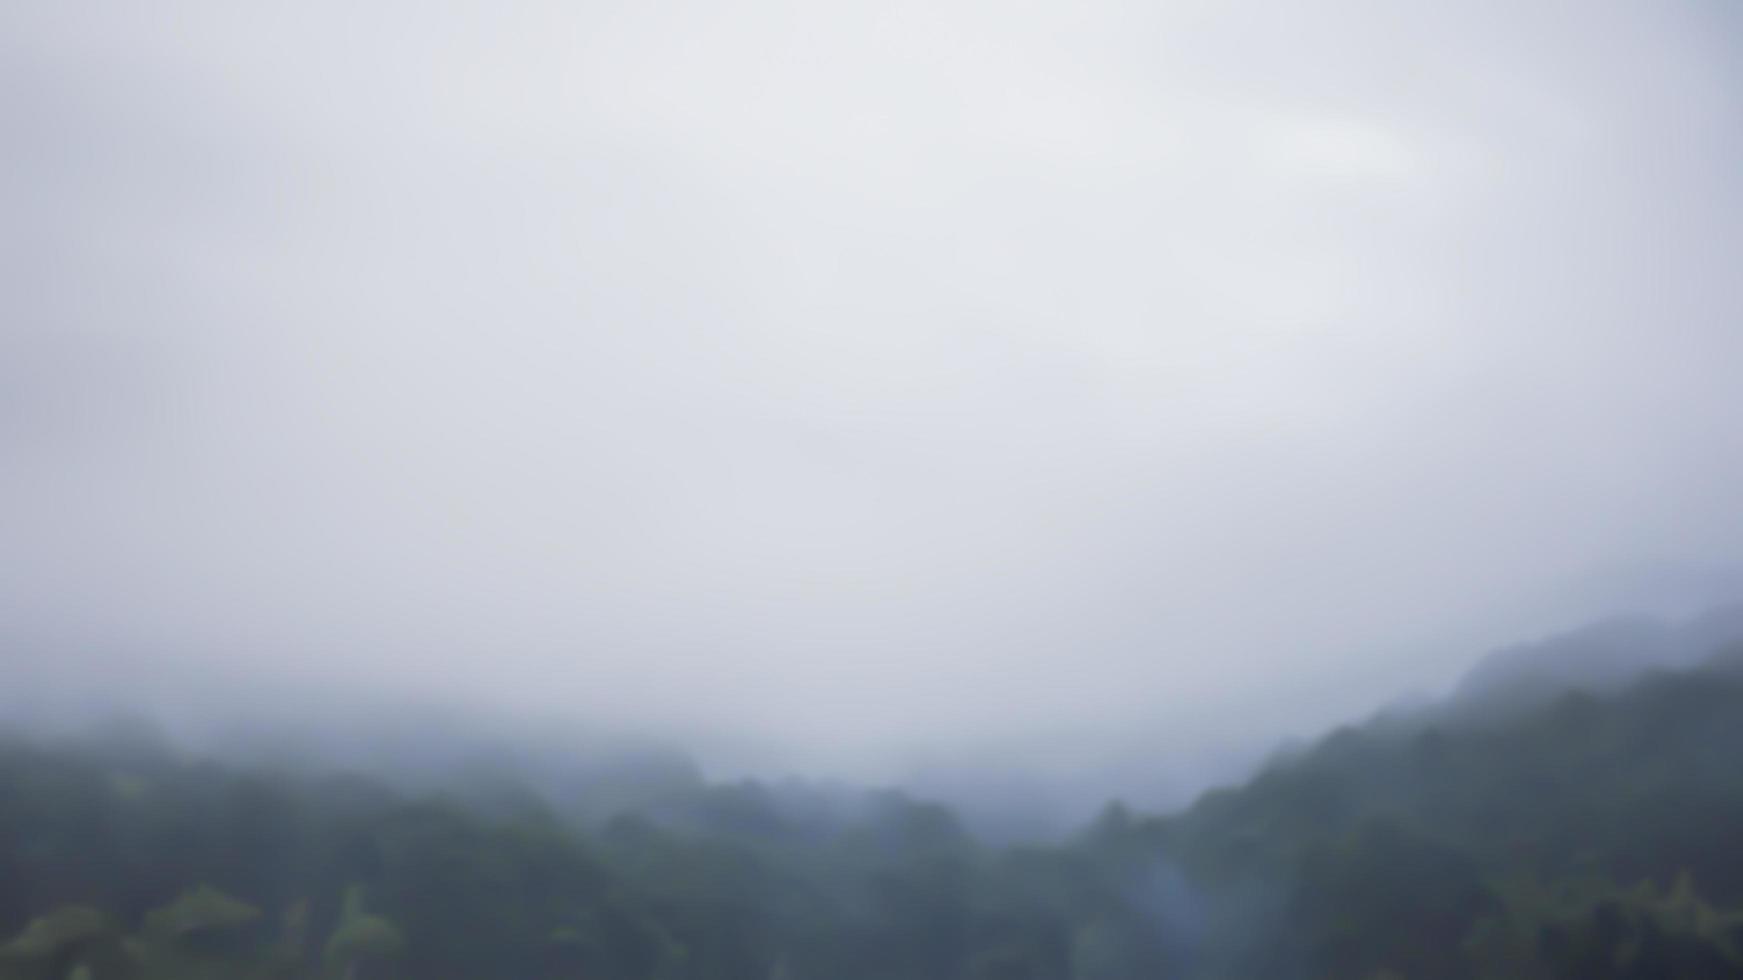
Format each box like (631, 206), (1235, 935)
(5, 2), (1742, 976)
(4, 608), (1743, 979)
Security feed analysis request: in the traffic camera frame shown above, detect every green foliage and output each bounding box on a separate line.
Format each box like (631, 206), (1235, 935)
(323, 916), (402, 967)
(1464, 873), (1743, 979)
(1, 907), (110, 959)
(139, 884), (260, 940)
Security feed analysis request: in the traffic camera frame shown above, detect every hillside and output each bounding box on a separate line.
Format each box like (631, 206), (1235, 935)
(1129, 637), (1743, 978)
(3, 628), (1743, 978)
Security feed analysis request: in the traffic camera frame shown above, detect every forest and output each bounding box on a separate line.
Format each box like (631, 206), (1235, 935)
(8, 0), (1740, 975)
(4, 628), (1743, 980)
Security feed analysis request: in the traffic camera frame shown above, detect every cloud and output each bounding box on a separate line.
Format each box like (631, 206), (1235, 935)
(2, 0), (1740, 777)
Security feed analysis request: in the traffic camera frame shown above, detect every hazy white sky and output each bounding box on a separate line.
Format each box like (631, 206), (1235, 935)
(3, 1), (1741, 775)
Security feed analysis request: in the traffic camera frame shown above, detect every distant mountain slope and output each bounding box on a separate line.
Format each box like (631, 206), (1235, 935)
(1130, 608), (1743, 978)
(1448, 603), (1743, 718)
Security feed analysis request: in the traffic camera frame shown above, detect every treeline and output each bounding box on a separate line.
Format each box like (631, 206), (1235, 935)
(0, 717), (1166, 980)
(1125, 639), (1743, 977)
(4, 640), (1743, 978)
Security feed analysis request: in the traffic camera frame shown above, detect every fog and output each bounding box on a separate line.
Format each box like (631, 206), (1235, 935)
(3, 2), (1741, 789)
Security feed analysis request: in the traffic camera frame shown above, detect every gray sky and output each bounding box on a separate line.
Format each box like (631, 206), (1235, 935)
(3, 1), (1741, 778)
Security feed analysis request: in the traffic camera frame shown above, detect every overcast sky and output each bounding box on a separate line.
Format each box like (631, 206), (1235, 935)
(3, 1), (1741, 777)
